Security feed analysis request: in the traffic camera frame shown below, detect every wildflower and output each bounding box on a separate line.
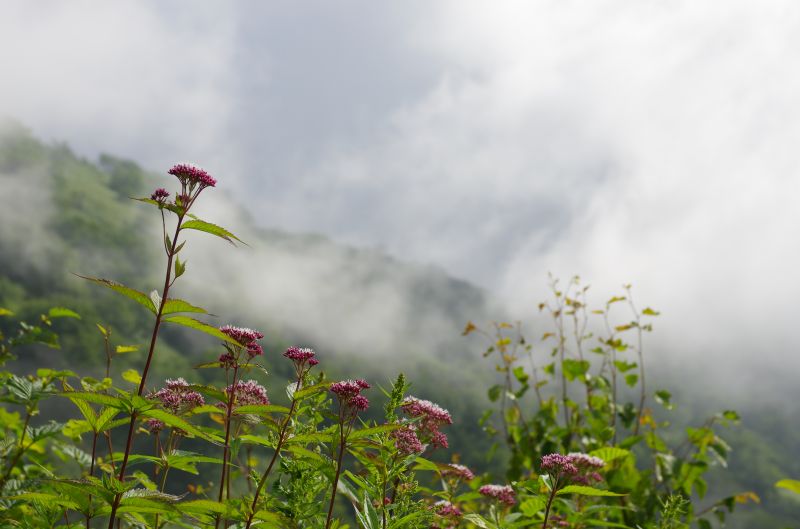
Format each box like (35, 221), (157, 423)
(283, 346), (319, 376)
(391, 426), (424, 455)
(434, 500), (463, 518)
(397, 396), (452, 450)
(541, 452), (605, 486)
(330, 379), (370, 413)
(479, 484), (516, 506)
(441, 463), (475, 482)
(151, 188), (170, 202)
(168, 163), (216, 188)
(145, 418), (165, 434)
(283, 346), (316, 363)
(152, 378), (205, 415)
(225, 379), (270, 407)
(220, 325), (264, 346)
(246, 342), (264, 358)
(218, 352), (236, 369)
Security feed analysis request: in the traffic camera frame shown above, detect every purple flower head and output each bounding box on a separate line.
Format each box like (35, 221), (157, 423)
(391, 426), (424, 455)
(151, 188), (170, 202)
(399, 396), (452, 450)
(308, 358), (319, 366)
(218, 352), (236, 369)
(152, 378), (205, 415)
(283, 346), (316, 362)
(330, 380), (365, 400)
(220, 325), (264, 347)
(168, 163), (216, 188)
(145, 418), (165, 434)
(541, 452), (605, 486)
(246, 342), (264, 358)
(479, 484), (516, 506)
(226, 379), (270, 407)
(330, 379), (370, 414)
(442, 463), (475, 482)
(434, 500), (463, 523)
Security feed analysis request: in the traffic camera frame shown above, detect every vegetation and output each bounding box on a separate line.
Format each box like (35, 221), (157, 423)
(0, 124), (798, 527)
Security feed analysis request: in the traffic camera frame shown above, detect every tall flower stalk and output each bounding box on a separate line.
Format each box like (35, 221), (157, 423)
(244, 347), (319, 529)
(325, 379), (370, 529)
(106, 164), (216, 529)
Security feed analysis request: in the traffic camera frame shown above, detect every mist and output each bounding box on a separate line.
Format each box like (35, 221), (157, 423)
(2, 1), (800, 398)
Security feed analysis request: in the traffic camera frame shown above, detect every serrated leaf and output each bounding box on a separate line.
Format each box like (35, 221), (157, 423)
(557, 485), (624, 496)
(9, 492), (80, 510)
(162, 316), (239, 345)
(182, 217), (244, 245)
(48, 307), (81, 319)
(162, 298), (208, 315)
(76, 275), (156, 313)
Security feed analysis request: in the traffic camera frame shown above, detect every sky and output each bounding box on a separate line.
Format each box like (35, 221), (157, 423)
(2, 1), (800, 383)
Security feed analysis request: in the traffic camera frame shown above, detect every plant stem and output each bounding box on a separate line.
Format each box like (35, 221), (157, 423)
(107, 214), (184, 529)
(216, 364), (240, 529)
(244, 376), (303, 529)
(325, 423), (347, 529)
(542, 478), (559, 529)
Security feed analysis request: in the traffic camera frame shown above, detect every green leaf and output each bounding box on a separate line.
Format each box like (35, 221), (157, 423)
(161, 298), (208, 315)
(233, 404), (290, 416)
(655, 390), (673, 409)
(0, 307), (13, 316)
(9, 492), (80, 510)
(563, 359), (590, 381)
(116, 345), (139, 354)
(59, 391), (124, 409)
(589, 447), (631, 464)
(182, 217), (244, 245)
(76, 275), (156, 313)
(557, 485), (625, 496)
(624, 373), (639, 387)
(162, 316), (239, 345)
(139, 408), (222, 443)
(642, 307), (660, 316)
(174, 257), (187, 279)
(776, 479), (800, 495)
(178, 499), (229, 515)
(519, 497), (546, 516)
(293, 382), (331, 400)
(48, 307), (81, 319)
(122, 369), (142, 385)
(348, 423), (401, 440)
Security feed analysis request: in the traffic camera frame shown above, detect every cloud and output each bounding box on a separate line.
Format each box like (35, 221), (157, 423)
(2, 1), (800, 385)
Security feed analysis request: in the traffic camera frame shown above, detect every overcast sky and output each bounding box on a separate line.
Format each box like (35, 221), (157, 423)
(3, 1), (800, 380)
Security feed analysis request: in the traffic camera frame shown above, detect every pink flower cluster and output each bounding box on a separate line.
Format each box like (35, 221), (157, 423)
(541, 452), (605, 485)
(219, 325), (264, 360)
(330, 379), (370, 412)
(169, 163), (216, 188)
(392, 396), (453, 454)
(145, 418), (165, 434)
(479, 484), (516, 506)
(225, 379), (270, 407)
(151, 188), (170, 202)
(152, 378), (205, 415)
(431, 500), (463, 529)
(441, 463), (475, 482)
(283, 346), (319, 367)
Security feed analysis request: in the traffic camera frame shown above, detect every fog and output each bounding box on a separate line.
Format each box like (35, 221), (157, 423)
(2, 1), (800, 394)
